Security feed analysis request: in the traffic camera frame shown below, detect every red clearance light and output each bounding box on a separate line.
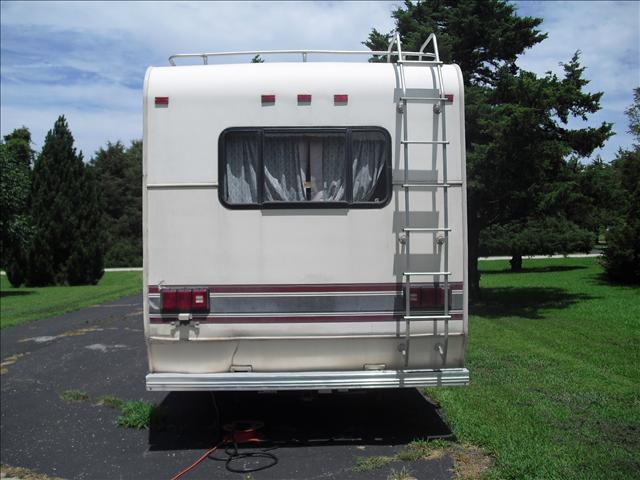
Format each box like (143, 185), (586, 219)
(334, 94), (348, 105)
(444, 93), (454, 103)
(297, 94), (312, 104)
(161, 288), (210, 313)
(155, 96), (169, 106)
(261, 94), (276, 105)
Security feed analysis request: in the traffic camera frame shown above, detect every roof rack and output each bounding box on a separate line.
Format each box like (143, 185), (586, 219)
(168, 32), (441, 66)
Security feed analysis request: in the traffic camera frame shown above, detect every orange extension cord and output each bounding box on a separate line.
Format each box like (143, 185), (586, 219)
(169, 420), (271, 480)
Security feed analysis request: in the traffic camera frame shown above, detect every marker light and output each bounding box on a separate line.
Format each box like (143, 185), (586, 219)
(297, 94), (312, 104)
(155, 96), (169, 107)
(444, 94), (454, 103)
(334, 94), (348, 105)
(261, 94), (276, 105)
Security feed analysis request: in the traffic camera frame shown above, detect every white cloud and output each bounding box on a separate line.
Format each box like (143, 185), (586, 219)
(1, 1), (400, 157)
(1, 1), (638, 161)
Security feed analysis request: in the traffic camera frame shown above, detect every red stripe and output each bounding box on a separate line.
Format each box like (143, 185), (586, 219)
(148, 282), (463, 294)
(149, 312), (463, 324)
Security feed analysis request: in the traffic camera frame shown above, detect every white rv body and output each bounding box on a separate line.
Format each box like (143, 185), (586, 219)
(144, 48), (469, 391)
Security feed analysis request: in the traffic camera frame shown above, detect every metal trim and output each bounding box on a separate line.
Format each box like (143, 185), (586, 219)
(146, 368), (470, 391)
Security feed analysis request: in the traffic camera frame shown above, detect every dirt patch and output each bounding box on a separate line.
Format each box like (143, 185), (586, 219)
(449, 443), (494, 480)
(0, 464), (64, 480)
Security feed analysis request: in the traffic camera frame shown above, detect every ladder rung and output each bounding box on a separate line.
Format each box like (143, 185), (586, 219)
(403, 227), (451, 232)
(401, 140), (449, 145)
(397, 60), (444, 65)
(404, 315), (452, 320)
(402, 183), (450, 188)
(400, 96), (446, 102)
(404, 272), (451, 276)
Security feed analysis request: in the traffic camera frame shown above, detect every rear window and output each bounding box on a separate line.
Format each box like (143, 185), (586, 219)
(219, 127), (391, 209)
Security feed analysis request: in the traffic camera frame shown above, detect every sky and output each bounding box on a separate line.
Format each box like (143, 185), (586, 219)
(1, 1), (638, 162)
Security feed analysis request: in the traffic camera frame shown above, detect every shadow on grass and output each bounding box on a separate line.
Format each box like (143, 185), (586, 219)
(480, 265), (587, 275)
(0, 290), (34, 298)
(589, 271), (640, 288)
(472, 287), (596, 319)
(148, 389), (452, 451)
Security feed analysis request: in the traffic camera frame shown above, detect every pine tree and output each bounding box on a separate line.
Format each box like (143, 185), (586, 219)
(90, 140), (142, 267)
(0, 128), (34, 286)
(26, 115), (104, 286)
(365, 1), (612, 289)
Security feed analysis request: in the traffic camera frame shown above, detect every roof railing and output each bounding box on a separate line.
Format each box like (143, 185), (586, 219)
(168, 33), (441, 66)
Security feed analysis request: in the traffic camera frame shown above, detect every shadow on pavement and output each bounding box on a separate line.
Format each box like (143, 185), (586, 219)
(149, 388), (452, 451)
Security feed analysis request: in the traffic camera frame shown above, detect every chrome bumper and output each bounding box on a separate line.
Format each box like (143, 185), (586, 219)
(146, 368), (469, 391)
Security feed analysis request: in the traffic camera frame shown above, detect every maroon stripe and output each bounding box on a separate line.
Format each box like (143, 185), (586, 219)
(148, 282), (463, 294)
(149, 312), (463, 324)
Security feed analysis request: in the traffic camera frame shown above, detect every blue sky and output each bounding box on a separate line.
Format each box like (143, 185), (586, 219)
(1, 1), (638, 161)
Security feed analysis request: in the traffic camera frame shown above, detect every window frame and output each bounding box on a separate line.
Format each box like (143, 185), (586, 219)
(218, 126), (392, 210)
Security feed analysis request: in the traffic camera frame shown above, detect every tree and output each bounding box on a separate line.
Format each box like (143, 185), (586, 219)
(90, 140), (142, 267)
(365, 0), (611, 291)
(601, 88), (640, 283)
(25, 115), (104, 286)
(0, 128), (34, 286)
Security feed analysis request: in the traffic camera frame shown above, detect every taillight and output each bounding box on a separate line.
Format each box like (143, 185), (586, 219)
(444, 93), (454, 103)
(191, 288), (210, 312)
(161, 288), (210, 313)
(409, 286), (446, 308)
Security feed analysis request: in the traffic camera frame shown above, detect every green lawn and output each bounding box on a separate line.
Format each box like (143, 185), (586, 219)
(0, 271), (142, 329)
(428, 258), (639, 479)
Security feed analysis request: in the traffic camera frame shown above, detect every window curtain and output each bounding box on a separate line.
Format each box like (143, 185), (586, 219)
(309, 134), (346, 202)
(352, 131), (386, 202)
(224, 133), (258, 203)
(263, 135), (306, 202)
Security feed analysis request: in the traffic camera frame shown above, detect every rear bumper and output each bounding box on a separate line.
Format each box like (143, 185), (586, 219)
(145, 368), (469, 391)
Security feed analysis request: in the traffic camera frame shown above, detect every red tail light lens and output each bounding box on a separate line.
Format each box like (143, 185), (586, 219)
(444, 93), (454, 103)
(409, 286), (446, 308)
(161, 288), (210, 313)
(155, 96), (169, 106)
(297, 94), (312, 104)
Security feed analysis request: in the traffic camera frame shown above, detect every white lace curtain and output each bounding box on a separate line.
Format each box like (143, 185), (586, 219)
(224, 130), (386, 204)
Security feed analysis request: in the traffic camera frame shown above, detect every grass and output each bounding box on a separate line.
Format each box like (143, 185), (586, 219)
(396, 439), (449, 461)
(59, 390), (156, 429)
(59, 389), (89, 403)
(116, 400), (156, 429)
(0, 271), (142, 329)
(354, 455), (395, 472)
(427, 257), (640, 480)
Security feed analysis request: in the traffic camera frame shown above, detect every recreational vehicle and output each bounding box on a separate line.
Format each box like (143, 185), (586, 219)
(143, 34), (469, 391)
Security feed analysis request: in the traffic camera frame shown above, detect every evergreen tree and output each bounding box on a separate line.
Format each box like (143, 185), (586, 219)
(601, 88), (640, 283)
(90, 140), (142, 267)
(26, 115), (104, 286)
(365, 1), (612, 289)
(0, 128), (34, 286)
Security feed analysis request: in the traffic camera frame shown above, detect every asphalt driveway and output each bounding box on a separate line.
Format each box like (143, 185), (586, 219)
(1, 295), (454, 479)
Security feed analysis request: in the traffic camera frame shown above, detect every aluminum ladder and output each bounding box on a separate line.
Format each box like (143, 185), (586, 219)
(387, 33), (451, 368)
